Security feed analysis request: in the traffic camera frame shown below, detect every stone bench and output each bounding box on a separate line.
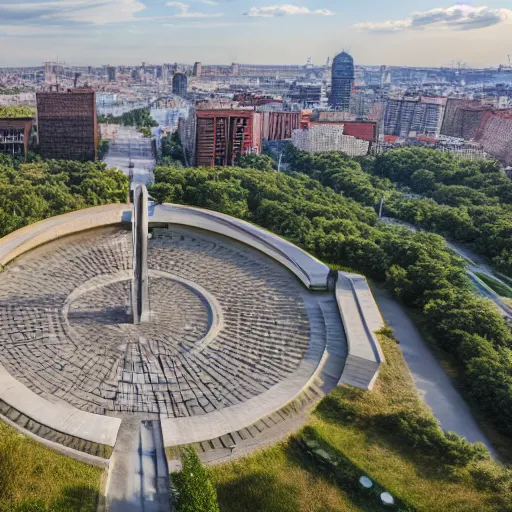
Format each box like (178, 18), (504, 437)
(336, 272), (385, 390)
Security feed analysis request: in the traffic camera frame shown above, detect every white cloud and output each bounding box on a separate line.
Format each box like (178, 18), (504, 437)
(163, 21), (257, 28)
(166, 1), (222, 18)
(0, 24), (78, 36)
(355, 4), (512, 32)
(0, 0), (147, 25)
(244, 4), (334, 18)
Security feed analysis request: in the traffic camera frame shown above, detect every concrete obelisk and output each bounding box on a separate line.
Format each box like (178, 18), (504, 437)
(131, 184), (150, 324)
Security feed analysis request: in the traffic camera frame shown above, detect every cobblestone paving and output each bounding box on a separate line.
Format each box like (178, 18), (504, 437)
(0, 226), (311, 418)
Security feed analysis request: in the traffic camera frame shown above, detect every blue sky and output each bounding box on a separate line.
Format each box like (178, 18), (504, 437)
(0, 1), (511, 67)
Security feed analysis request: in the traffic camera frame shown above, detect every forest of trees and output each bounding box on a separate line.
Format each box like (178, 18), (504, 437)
(148, 164), (512, 441)
(0, 154), (128, 238)
(284, 145), (512, 277)
(97, 108), (158, 129)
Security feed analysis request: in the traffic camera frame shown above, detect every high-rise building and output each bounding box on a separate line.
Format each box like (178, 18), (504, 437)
(329, 51), (354, 111)
(107, 66), (116, 81)
(36, 89), (98, 161)
(172, 72), (188, 97)
(195, 109), (261, 167)
(193, 62), (202, 78)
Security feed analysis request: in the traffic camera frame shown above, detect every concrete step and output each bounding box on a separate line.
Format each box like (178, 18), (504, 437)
(166, 379), (327, 469)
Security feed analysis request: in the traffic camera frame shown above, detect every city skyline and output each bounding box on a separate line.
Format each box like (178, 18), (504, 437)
(0, 1), (512, 68)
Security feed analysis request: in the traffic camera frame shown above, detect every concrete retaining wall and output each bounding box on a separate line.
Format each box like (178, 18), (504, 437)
(0, 204), (130, 268)
(0, 363), (121, 447)
(336, 272), (385, 390)
(150, 203), (330, 290)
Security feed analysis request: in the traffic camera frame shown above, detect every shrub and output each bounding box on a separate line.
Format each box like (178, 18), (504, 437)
(171, 446), (220, 512)
(378, 409), (489, 467)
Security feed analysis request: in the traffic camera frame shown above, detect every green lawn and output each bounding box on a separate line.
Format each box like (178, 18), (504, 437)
(475, 272), (512, 299)
(210, 336), (512, 512)
(0, 421), (103, 512)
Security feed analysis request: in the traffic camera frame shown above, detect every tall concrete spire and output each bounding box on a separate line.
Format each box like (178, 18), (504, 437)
(132, 184), (150, 324)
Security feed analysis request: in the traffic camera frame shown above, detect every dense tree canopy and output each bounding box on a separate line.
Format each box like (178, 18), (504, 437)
(283, 145), (512, 277)
(148, 165), (512, 438)
(0, 106), (35, 118)
(0, 156), (128, 238)
(97, 108), (157, 129)
(159, 131), (186, 166)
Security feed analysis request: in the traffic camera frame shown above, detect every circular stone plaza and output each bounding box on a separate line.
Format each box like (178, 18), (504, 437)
(0, 196), (384, 505)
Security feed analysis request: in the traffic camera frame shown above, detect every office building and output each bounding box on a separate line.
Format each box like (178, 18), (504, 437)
(172, 72), (188, 97)
(195, 109), (261, 167)
(107, 66), (116, 81)
(330, 51), (354, 111)
(36, 89), (98, 161)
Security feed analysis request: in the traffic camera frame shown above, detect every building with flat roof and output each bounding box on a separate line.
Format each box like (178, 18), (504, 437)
(195, 109), (261, 167)
(107, 66), (116, 81)
(36, 89), (98, 161)
(0, 117), (33, 157)
(384, 97), (445, 139)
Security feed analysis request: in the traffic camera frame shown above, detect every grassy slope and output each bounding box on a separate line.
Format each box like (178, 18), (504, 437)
(0, 421), (102, 511)
(211, 444), (362, 512)
(475, 272), (512, 299)
(210, 337), (507, 512)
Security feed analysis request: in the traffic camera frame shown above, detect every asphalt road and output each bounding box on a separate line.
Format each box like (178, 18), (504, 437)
(104, 126), (155, 187)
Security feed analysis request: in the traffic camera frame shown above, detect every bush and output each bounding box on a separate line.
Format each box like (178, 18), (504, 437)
(171, 446), (220, 512)
(378, 409), (489, 467)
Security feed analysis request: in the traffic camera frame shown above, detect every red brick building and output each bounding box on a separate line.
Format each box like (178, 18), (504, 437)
(36, 89), (98, 161)
(195, 109), (261, 167)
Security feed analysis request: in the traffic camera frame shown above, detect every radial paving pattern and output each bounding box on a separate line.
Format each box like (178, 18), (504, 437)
(0, 226), (313, 418)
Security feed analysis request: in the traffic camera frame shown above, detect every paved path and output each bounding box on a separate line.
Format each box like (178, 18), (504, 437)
(107, 416), (171, 512)
(104, 126), (155, 187)
(371, 286), (497, 457)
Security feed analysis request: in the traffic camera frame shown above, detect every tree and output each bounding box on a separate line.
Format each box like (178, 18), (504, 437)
(171, 446), (220, 512)
(239, 153), (274, 171)
(411, 169), (436, 194)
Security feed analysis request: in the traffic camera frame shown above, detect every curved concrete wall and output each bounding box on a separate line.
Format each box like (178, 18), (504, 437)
(0, 363), (121, 447)
(0, 203), (329, 291)
(0, 204), (130, 268)
(151, 203), (330, 290)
